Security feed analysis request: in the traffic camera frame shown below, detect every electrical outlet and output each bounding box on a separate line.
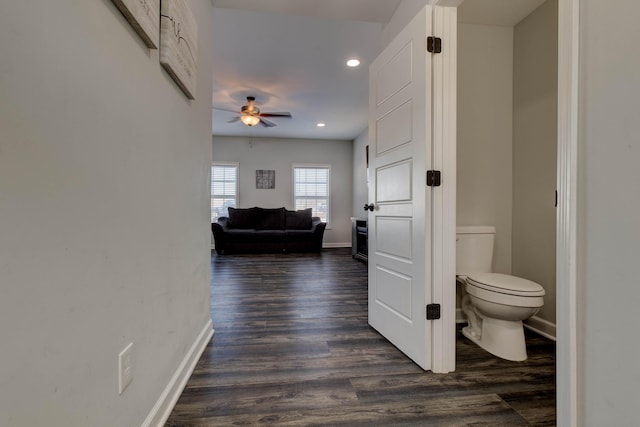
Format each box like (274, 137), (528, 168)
(118, 342), (133, 395)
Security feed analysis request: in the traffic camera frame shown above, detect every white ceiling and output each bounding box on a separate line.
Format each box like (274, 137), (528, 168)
(211, 0), (402, 23)
(211, 0), (547, 141)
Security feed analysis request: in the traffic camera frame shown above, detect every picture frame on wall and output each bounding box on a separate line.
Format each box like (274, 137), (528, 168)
(256, 170), (276, 189)
(160, 0), (198, 99)
(111, 0), (160, 48)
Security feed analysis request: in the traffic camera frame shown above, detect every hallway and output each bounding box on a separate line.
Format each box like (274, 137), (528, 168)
(166, 249), (555, 426)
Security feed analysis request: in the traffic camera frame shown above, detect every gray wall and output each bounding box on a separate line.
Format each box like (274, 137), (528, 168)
(457, 23), (514, 275)
(382, 2), (557, 327)
(352, 129), (369, 218)
(579, 0), (640, 424)
(212, 136), (353, 246)
(362, 1), (640, 422)
(512, 0), (558, 324)
(0, 1), (214, 425)
(384, 2), (516, 275)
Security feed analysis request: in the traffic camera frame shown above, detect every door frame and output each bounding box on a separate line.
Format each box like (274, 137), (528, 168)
(430, 5), (458, 374)
(409, 0), (583, 384)
(556, 0), (579, 425)
(438, 0), (579, 421)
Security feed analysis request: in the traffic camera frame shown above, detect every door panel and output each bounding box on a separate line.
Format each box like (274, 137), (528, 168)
(375, 41), (413, 106)
(368, 6), (432, 370)
(376, 160), (412, 202)
(376, 217), (413, 260)
(375, 266), (413, 319)
(367, 4), (457, 374)
(376, 100), (413, 154)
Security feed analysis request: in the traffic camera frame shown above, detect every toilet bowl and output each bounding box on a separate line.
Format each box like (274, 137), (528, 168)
(459, 273), (545, 361)
(457, 226), (545, 361)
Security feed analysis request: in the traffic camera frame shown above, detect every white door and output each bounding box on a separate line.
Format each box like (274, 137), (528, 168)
(367, 5), (457, 373)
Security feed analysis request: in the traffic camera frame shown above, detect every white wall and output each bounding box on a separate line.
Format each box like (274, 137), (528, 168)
(457, 23), (514, 274)
(0, 1), (213, 425)
(352, 129), (369, 218)
(578, 0), (640, 424)
(512, 0), (558, 324)
(382, 0), (427, 47)
(212, 136), (353, 246)
(382, 0), (463, 47)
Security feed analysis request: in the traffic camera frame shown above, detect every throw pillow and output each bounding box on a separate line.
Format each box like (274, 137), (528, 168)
(227, 207), (257, 229)
(285, 208), (313, 230)
(255, 207), (286, 230)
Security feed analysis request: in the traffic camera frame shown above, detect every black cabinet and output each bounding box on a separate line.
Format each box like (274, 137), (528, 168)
(351, 218), (368, 262)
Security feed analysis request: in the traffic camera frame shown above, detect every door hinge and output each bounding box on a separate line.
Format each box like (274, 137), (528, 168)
(426, 304), (441, 320)
(426, 170), (441, 187)
(427, 36), (442, 54)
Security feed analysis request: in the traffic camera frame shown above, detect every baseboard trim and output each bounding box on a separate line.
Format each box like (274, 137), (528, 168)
(212, 239), (349, 250)
(323, 243), (351, 248)
(457, 310), (556, 341)
(524, 315), (556, 341)
(142, 318), (214, 427)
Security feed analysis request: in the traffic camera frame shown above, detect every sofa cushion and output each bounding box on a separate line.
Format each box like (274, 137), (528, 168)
(253, 229), (286, 238)
(284, 229), (316, 242)
(285, 208), (313, 230)
(225, 228), (285, 241)
(224, 228), (259, 241)
(227, 207), (258, 229)
(255, 207), (286, 230)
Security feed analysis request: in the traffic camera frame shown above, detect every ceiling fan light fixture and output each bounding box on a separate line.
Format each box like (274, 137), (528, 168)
(241, 114), (260, 127)
(212, 96), (291, 128)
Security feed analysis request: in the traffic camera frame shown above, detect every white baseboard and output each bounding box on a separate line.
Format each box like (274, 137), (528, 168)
(457, 310), (556, 341)
(524, 315), (556, 341)
(323, 243), (351, 248)
(142, 319), (214, 427)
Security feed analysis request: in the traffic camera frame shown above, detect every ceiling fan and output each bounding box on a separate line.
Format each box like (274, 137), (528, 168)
(214, 96), (292, 127)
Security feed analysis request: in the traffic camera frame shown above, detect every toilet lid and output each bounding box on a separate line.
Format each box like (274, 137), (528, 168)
(466, 273), (545, 296)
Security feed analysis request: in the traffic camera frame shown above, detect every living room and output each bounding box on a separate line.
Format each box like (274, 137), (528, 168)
(209, 3), (385, 249)
(211, 136), (354, 249)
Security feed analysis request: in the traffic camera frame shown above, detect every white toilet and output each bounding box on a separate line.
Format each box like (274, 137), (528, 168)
(457, 226), (545, 361)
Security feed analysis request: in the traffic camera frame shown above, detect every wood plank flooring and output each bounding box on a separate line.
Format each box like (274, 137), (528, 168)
(166, 248), (556, 426)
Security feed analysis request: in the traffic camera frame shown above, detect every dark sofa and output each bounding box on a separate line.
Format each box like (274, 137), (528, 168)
(211, 207), (326, 254)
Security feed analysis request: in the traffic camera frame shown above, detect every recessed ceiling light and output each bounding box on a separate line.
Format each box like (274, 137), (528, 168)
(346, 58), (360, 68)
(317, 122), (326, 127)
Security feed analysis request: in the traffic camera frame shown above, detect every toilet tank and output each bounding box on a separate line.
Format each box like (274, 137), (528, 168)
(456, 226), (496, 276)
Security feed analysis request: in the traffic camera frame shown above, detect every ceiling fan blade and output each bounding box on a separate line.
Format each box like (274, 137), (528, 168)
(227, 117), (241, 123)
(260, 112), (292, 118)
(213, 107), (240, 113)
(259, 117), (277, 127)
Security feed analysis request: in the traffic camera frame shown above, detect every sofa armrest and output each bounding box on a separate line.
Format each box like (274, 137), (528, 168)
(215, 216), (230, 231)
(211, 217), (229, 254)
(310, 217), (327, 236)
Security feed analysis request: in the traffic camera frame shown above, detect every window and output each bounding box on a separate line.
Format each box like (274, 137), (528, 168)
(293, 165), (330, 224)
(211, 163), (238, 222)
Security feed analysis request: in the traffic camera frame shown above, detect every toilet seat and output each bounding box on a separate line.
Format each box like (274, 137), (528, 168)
(466, 273), (545, 297)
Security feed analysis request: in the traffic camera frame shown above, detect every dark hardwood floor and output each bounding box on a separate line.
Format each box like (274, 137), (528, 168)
(166, 248), (555, 426)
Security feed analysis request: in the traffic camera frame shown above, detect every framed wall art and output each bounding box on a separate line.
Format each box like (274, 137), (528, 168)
(160, 0), (198, 99)
(111, 0), (160, 48)
(256, 170), (275, 189)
